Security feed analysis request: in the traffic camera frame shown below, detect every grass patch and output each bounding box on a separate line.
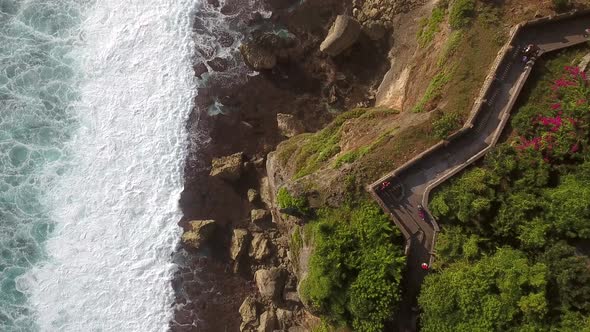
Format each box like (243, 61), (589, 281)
(433, 111), (461, 139)
(417, 7), (446, 47)
(354, 121), (438, 184)
(277, 133), (309, 165)
(334, 146), (370, 168)
(436, 30), (463, 67)
(359, 107), (399, 120)
(412, 68), (454, 113)
(449, 0), (475, 30)
(277, 187), (310, 215)
(300, 201), (405, 332)
(291, 109), (368, 179)
(442, 14), (506, 119)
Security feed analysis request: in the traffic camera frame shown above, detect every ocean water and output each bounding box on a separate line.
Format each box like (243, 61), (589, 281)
(1, 0), (197, 330)
(0, 1), (85, 330)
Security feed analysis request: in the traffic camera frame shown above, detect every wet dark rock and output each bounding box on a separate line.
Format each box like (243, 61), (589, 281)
(193, 62), (208, 79)
(207, 57), (230, 72)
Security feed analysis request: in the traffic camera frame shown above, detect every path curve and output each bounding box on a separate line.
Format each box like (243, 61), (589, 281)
(368, 10), (590, 332)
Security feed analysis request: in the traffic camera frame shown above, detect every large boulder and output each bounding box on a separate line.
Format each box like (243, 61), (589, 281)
(320, 15), (361, 56)
(257, 310), (277, 332)
(249, 233), (271, 260)
(240, 31), (297, 71)
(240, 43), (277, 70)
(210, 152), (244, 181)
(230, 229), (250, 261)
(254, 268), (285, 300)
(251, 209), (270, 224)
(239, 296), (257, 330)
(277, 113), (304, 138)
(181, 220), (216, 249)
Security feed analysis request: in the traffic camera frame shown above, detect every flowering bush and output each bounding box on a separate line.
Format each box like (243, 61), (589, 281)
(515, 66), (589, 162)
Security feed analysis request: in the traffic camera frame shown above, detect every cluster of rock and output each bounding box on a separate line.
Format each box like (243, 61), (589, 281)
(181, 219), (216, 250)
(183, 150), (309, 331)
(351, 0), (425, 42)
(189, 2), (414, 329)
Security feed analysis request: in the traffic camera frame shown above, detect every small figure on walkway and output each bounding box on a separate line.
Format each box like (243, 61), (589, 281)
(417, 204), (426, 221)
(585, 28), (590, 38)
(380, 181), (391, 191)
(421, 262), (429, 270)
(521, 44), (541, 65)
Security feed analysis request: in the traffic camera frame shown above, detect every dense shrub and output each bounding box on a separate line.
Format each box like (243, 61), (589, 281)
(449, 0), (475, 29)
(277, 187), (309, 215)
(426, 63), (590, 330)
(420, 248), (549, 331)
(300, 201), (405, 332)
(432, 111), (460, 139)
(417, 7), (446, 47)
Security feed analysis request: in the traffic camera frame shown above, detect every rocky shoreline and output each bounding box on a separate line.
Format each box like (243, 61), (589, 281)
(170, 0), (398, 330)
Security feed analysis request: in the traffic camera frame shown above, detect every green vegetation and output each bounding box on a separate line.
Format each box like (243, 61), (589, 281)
(420, 248), (549, 331)
(417, 7), (446, 47)
(412, 69), (454, 113)
(277, 187), (310, 215)
(423, 50), (590, 330)
(432, 111), (461, 139)
(334, 146), (370, 168)
(449, 0), (475, 30)
(436, 30), (463, 67)
(300, 201), (405, 332)
(285, 109), (368, 179)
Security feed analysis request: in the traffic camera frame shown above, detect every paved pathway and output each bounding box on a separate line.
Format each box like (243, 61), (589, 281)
(370, 12), (590, 332)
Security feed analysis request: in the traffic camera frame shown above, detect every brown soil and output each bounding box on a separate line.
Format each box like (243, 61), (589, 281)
(171, 0), (393, 330)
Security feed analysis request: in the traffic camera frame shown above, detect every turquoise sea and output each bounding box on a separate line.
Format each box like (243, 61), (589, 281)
(0, 1), (83, 329)
(0, 0), (200, 330)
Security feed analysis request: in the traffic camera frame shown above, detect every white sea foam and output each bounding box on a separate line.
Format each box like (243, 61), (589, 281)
(19, 0), (197, 330)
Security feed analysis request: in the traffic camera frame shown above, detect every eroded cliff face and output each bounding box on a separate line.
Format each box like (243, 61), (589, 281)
(261, 1), (580, 327)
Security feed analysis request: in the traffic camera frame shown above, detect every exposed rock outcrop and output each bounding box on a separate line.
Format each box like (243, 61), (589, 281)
(255, 268), (285, 300)
(181, 220), (216, 249)
(277, 113), (305, 138)
(231, 229), (250, 261)
(240, 30), (297, 70)
(276, 308), (294, 330)
(210, 152), (244, 181)
(247, 188), (260, 203)
(240, 43), (277, 70)
(257, 310), (277, 332)
(249, 233), (271, 260)
(239, 296), (258, 330)
(320, 15), (361, 56)
(251, 209), (270, 224)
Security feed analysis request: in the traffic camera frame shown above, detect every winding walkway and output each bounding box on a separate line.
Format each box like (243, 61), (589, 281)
(368, 10), (590, 332)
